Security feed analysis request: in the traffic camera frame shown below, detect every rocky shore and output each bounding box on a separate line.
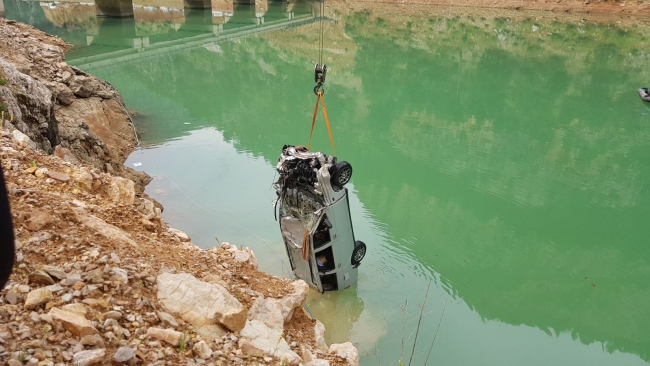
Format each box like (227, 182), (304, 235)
(0, 18), (358, 366)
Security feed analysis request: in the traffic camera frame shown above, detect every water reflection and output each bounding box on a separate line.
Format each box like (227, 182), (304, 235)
(7, 3), (650, 365)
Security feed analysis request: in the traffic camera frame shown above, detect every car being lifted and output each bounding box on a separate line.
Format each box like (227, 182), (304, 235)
(273, 145), (366, 292)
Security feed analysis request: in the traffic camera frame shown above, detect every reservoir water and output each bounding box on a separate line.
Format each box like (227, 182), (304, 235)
(5, 1), (650, 364)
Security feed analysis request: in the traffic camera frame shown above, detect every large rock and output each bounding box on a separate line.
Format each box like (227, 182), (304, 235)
(314, 320), (328, 352)
(329, 343), (359, 366)
(239, 319), (301, 366)
(156, 272), (247, 333)
(107, 176), (135, 205)
(71, 207), (136, 247)
(0, 58), (60, 152)
(24, 287), (53, 310)
(49, 307), (99, 336)
(248, 296), (284, 333)
(278, 280), (309, 322)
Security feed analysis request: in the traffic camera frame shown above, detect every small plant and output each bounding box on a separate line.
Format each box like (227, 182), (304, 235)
(17, 348), (27, 363)
(178, 330), (189, 351)
(0, 102), (8, 113)
(0, 79), (6, 86)
(30, 160), (37, 168)
(179, 260), (184, 270)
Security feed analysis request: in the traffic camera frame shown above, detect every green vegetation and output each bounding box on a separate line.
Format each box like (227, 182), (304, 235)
(178, 331), (189, 351)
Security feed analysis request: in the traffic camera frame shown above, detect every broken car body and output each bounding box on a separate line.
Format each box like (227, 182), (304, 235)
(274, 145), (366, 292)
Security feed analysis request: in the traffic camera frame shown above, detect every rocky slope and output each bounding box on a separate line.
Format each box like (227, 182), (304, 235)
(0, 18), (358, 366)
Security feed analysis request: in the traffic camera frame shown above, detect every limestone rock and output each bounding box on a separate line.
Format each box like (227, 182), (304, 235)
(24, 208), (54, 231)
(314, 320), (328, 352)
(62, 303), (88, 316)
(41, 265), (67, 280)
(168, 228), (190, 242)
(193, 341), (212, 359)
(49, 307), (99, 336)
(328, 342), (359, 366)
(71, 207), (136, 247)
(72, 170), (92, 190)
(53, 83), (75, 106)
(195, 324), (228, 340)
(24, 288), (53, 310)
(0, 59), (59, 152)
(307, 360), (331, 366)
(45, 170), (70, 182)
(156, 311), (178, 327)
(102, 311), (122, 320)
(239, 319), (301, 366)
(29, 270), (55, 286)
(113, 346), (135, 362)
(278, 280), (309, 322)
(12, 128), (32, 146)
(80, 334), (105, 349)
(72, 348), (105, 366)
(5, 288), (23, 305)
(156, 272), (247, 333)
(107, 176), (135, 205)
(248, 296), (284, 333)
(146, 327), (181, 346)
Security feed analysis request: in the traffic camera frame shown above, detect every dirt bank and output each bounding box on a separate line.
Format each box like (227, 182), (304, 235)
(0, 18), (358, 366)
(328, 0), (650, 26)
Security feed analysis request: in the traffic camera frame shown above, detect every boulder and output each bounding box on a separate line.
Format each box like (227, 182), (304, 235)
(49, 307), (99, 336)
(248, 296), (284, 333)
(314, 320), (328, 352)
(239, 319), (301, 366)
(0, 59), (60, 152)
(156, 272), (247, 333)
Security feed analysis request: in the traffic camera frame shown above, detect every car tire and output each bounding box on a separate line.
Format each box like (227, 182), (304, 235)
(330, 161), (353, 188)
(351, 240), (366, 265)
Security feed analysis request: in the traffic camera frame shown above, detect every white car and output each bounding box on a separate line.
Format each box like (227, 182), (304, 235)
(274, 145), (366, 292)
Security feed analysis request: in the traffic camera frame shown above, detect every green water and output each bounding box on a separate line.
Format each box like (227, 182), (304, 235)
(7, 2), (650, 364)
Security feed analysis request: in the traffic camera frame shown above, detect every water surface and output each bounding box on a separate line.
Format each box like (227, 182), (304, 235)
(6, 2), (650, 365)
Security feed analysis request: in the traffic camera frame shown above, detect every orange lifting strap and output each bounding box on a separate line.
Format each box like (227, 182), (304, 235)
(307, 91), (337, 157)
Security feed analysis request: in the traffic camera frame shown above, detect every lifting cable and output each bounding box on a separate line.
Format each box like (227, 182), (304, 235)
(307, 0), (337, 157)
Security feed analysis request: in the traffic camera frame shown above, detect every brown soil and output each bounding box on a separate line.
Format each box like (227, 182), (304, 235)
(328, 0), (650, 26)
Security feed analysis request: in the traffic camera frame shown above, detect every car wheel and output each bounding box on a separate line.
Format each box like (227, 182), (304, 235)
(351, 240), (366, 265)
(331, 161), (353, 188)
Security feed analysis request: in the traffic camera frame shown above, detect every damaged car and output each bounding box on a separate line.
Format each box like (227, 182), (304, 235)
(273, 145), (366, 292)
